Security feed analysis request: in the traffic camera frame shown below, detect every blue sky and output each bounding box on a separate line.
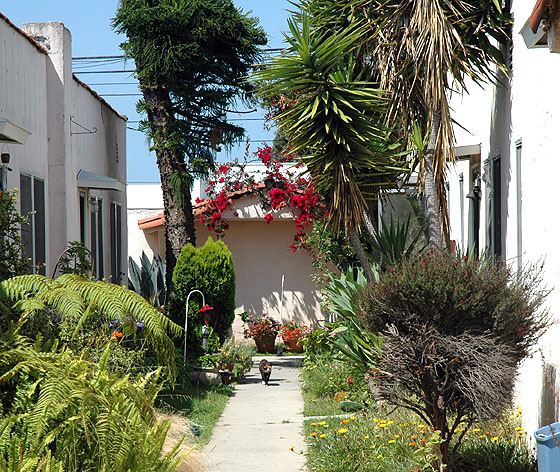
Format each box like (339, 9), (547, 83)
(2, 0), (291, 182)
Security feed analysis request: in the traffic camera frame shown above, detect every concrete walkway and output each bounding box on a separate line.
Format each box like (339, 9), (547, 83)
(202, 356), (307, 471)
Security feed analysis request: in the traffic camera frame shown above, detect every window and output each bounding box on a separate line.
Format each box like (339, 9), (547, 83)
(90, 196), (104, 279)
(110, 202), (122, 283)
(488, 156), (502, 259)
(79, 193), (86, 244)
(20, 174), (46, 275)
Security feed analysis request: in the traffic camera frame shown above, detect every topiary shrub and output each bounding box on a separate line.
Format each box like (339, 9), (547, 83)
(171, 237), (235, 358)
(358, 251), (549, 467)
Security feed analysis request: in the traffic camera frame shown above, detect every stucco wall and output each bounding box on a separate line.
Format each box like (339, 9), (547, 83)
(1, 17), (127, 280)
(127, 183), (324, 340)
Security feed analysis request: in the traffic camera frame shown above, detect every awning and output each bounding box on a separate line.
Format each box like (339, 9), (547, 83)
(77, 170), (125, 192)
(0, 119), (31, 144)
(454, 144), (481, 159)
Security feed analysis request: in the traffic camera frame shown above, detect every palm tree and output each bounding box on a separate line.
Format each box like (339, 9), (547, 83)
(298, 0), (511, 250)
(253, 15), (409, 281)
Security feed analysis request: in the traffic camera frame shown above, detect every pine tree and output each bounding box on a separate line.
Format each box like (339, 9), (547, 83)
(113, 0), (267, 285)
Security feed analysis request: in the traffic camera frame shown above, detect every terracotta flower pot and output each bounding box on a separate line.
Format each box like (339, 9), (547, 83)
(283, 336), (304, 353)
(254, 335), (276, 353)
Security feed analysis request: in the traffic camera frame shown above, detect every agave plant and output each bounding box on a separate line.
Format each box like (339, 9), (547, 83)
(323, 267), (381, 371)
(128, 252), (167, 307)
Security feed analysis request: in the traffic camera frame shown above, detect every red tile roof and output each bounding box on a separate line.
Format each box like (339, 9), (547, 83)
(137, 183), (268, 230)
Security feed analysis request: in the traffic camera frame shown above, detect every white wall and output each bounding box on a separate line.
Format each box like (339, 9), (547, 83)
(447, 0), (560, 439)
(1, 16), (127, 281)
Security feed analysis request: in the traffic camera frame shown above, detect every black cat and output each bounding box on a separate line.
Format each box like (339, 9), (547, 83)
(259, 359), (272, 386)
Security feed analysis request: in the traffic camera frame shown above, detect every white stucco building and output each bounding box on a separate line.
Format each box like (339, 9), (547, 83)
(446, 0), (560, 438)
(128, 175), (323, 339)
(0, 13), (127, 282)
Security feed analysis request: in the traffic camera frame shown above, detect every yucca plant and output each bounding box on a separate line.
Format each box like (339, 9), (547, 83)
(369, 217), (424, 270)
(0, 274), (182, 380)
(253, 13), (409, 282)
(129, 252), (167, 307)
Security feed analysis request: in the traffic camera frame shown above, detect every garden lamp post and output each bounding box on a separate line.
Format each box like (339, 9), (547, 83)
(184, 289), (205, 365)
(201, 324), (209, 351)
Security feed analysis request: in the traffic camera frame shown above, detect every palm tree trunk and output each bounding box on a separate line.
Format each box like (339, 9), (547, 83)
(142, 85), (196, 288)
(348, 226), (375, 283)
(424, 110), (443, 250)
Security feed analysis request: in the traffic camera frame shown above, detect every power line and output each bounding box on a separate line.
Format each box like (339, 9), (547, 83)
(74, 70), (136, 74)
(72, 48), (283, 61)
(99, 93), (142, 97)
(86, 82), (139, 86)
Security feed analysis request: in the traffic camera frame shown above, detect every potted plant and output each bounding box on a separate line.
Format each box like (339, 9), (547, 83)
(279, 320), (311, 353)
(215, 339), (254, 378)
(242, 313), (280, 353)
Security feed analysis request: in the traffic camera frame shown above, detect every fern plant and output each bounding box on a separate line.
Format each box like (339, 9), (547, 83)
(0, 274), (182, 380)
(0, 325), (185, 472)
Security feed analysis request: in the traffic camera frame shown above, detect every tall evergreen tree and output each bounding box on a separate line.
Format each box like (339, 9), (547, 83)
(113, 0), (267, 285)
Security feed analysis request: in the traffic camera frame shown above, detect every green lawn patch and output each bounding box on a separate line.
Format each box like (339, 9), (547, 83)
(157, 383), (234, 444)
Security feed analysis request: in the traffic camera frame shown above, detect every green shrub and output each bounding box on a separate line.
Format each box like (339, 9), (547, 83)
(0, 190), (29, 282)
(171, 237), (236, 358)
(358, 251), (549, 465)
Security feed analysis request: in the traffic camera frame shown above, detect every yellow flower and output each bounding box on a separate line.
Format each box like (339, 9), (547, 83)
(289, 446), (295, 451)
(473, 428), (481, 432)
(491, 436), (499, 442)
(311, 423), (317, 426)
(394, 434), (400, 438)
(319, 421), (327, 425)
(350, 417), (356, 421)
(373, 419), (379, 423)
(375, 434), (380, 438)
(379, 423), (387, 428)
(388, 439), (396, 444)
(377, 454), (383, 459)
(310, 433), (317, 437)
(364, 435), (370, 439)
(342, 419), (350, 424)
(479, 435), (486, 439)
(320, 433), (326, 438)
(338, 428), (348, 434)
(515, 427), (523, 431)
(388, 420), (394, 425)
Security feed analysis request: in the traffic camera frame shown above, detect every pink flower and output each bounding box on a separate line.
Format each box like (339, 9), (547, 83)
(264, 213), (274, 224)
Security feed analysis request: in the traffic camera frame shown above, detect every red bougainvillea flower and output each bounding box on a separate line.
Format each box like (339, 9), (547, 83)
(198, 304), (213, 313)
(264, 213), (274, 224)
